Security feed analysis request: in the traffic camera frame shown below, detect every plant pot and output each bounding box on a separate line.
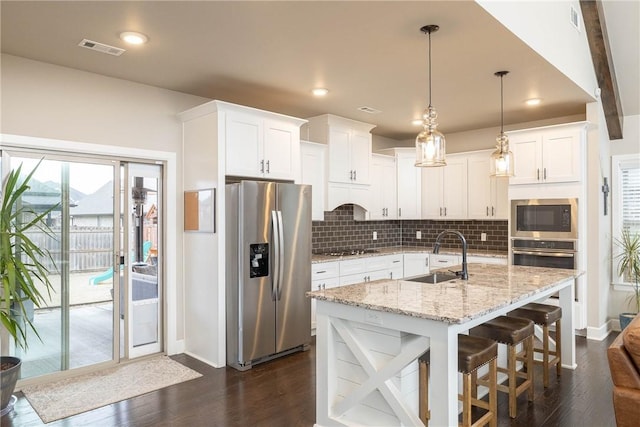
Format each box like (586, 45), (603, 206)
(0, 356), (21, 412)
(619, 312), (637, 331)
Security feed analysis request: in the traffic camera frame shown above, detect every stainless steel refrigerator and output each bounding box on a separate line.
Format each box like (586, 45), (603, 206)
(225, 181), (311, 371)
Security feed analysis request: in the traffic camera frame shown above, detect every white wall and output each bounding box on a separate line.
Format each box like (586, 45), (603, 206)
(477, 0), (598, 99)
(608, 114), (640, 323)
(1, 54), (210, 347)
(585, 101), (612, 339)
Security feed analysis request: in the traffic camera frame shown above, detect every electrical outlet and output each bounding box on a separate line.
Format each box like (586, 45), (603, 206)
(416, 230), (422, 239)
(373, 231), (378, 240)
(481, 232), (487, 242)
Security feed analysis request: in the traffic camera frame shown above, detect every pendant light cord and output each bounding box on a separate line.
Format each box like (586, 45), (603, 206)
(428, 30), (432, 108)
(500, 73), (504, 134)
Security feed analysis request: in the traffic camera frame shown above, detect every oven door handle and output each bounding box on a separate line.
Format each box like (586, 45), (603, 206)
(512, 250), (575, 257)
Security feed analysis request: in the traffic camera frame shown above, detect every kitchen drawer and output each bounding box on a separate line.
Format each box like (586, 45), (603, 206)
(339, 258), (367, 276)
(430, 254), (460, 269)
(366, 254), (403, 271)
(312, 261), (339, 280)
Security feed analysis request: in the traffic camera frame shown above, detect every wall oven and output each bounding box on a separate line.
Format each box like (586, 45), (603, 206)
(511, 198), (578, 240)
(512, 239), (576, 270)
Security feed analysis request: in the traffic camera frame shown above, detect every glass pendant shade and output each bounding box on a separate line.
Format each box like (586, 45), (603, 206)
(415, 106), (446, 166)
(415, 24), (446, 167)
(490, 133), (514, 177)
(489, 70), (513, 177)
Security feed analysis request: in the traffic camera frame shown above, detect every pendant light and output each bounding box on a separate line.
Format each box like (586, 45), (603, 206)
(490, 71), (514, 177)
(415, 25), (446, 167)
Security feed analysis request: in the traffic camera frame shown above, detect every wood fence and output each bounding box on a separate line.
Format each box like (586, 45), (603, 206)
(24, 227), (114, 273)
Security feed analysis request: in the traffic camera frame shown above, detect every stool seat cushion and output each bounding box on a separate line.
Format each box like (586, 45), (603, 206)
(458, 334), (497, 374)
(417, 335), (498, 374)
(470, 315), (534, 345)
(508, 302), (562, 325)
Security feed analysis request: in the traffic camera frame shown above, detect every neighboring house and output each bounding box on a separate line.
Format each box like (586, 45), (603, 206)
(69, 181), (114, 228)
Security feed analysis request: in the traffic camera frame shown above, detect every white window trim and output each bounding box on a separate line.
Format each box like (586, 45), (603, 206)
(612, 153), (640, 289)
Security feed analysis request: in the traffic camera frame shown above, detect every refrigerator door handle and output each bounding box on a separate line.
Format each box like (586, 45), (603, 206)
(271, 210), (280, 301)
(276, 210), (285, 300)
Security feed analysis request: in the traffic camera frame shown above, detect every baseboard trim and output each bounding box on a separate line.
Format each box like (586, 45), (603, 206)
(586, 322), (613, 341)
(184, 350), (225, 368)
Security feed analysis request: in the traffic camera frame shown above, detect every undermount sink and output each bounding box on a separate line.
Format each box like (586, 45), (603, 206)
(406, 272), (459, 284)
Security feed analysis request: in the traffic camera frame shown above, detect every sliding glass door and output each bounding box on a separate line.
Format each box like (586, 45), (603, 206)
(1, 151), (163, 380)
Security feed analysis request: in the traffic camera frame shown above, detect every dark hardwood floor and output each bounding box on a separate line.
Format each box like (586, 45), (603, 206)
(2, 333), (617, 427)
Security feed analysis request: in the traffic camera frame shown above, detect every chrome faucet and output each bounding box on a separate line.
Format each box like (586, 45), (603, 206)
(433, 229), (469, 280)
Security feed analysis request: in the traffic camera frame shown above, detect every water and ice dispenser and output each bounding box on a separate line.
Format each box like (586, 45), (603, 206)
(249, 243), (269, 278)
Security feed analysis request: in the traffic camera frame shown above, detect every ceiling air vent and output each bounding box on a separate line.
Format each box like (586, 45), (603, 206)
(78, 39), (125, 56)
(357, 106), (381, 114)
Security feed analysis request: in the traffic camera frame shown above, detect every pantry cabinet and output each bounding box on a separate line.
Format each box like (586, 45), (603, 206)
(421, 154), (467, 219)
(508, 122), (585, 185)
(300, 141), (327, 221)
(378, 148), (422, 219)
(370, 154), (397, 220)
(467, 151), (508, 219)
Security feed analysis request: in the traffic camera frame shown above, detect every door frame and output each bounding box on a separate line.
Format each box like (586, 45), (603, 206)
(1, 133), (181, 358)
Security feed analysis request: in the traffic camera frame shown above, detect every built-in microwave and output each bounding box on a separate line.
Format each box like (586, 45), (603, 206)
(510, 198), (578, 239)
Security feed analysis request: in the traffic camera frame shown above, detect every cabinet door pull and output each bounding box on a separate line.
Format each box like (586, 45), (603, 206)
(260, 159), (265, 173)
(486, 206), (489, 216)
(491, 206), (495, 216)
(353, 170), (357, 181)
(537, 168), (540, 180)
(390, 272), (393, 279)
(316, 270), (326, 274)
(444, 207), (447, 216)
(349, 170), (354, 180)
(266, 160), (270, 173)
(439, 207), (442, 216)
(544, 167), (547, 180)
(322, 284), (326, 290)
(399, 207), (402, 217)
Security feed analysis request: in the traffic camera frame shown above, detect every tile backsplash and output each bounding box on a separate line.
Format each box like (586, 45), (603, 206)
(312, 204), (508, 254)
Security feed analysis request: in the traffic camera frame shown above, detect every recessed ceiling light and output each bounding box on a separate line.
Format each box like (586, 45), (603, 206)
(312, 88), (329, 97)
(525, 98), (541, 106)
(412, 119), (423, 126)
(120, 31), (148, 45)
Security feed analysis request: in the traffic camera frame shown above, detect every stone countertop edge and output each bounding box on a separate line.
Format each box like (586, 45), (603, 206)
(312, 246), (507, 263)
(307, 264), (583, 324)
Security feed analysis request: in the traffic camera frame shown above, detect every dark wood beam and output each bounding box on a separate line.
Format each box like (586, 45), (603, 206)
(580, 0), (623, 140)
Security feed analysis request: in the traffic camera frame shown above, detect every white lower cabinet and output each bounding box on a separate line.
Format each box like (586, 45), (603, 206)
(311, 262), (340, 333)
(402, 253), (430, 278)
(467, 255), (507, 265)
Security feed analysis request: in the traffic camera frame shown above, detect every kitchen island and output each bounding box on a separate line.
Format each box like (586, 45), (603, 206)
(308, 263), (581, 427)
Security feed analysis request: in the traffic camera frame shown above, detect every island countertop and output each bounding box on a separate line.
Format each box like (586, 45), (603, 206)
(307, 263), (582, 324)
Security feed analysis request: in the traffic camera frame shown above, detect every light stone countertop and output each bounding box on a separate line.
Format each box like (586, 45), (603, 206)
(311, 246), (507, 263)
(307, 263), (582, 324)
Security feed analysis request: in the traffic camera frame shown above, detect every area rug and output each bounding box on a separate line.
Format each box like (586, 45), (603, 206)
(21, 356), (202, 423)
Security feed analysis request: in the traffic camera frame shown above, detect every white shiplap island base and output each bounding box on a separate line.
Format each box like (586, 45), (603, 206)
(309, 263), (582, 427)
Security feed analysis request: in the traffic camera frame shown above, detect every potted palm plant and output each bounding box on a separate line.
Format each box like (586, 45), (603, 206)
(615, 229), (640, 330)
(1, 160), (57, 413)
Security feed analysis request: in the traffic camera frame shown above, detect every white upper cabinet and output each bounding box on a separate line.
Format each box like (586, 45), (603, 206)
(467, 151), (508, 220)
(421, 155), (467, 219)
(300, 141), (327, 221)
(378, 148), (422, 220)
(304, 115), (375, 185)
(370, 154), (397, 220)
(509, 123), (584, 185)
(225, 108), (305, 181)
(304, 114), (376, 211)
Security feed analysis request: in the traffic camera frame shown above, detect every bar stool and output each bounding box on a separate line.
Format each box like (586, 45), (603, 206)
(508, 303), (562, 387)
(470, 316), (535, 418)
(419, 334), (498, 427)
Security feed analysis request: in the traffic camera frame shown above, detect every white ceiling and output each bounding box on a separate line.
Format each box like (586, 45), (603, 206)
(1, 1), (637, 142)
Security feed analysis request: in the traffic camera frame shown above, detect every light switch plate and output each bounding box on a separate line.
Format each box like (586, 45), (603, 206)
(481, 232), (487, 241)
(416, 231), (422, 239)
(373, 231), (378, 240)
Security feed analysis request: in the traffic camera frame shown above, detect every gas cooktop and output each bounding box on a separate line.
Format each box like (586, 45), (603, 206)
(323, 249), (380, 257)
